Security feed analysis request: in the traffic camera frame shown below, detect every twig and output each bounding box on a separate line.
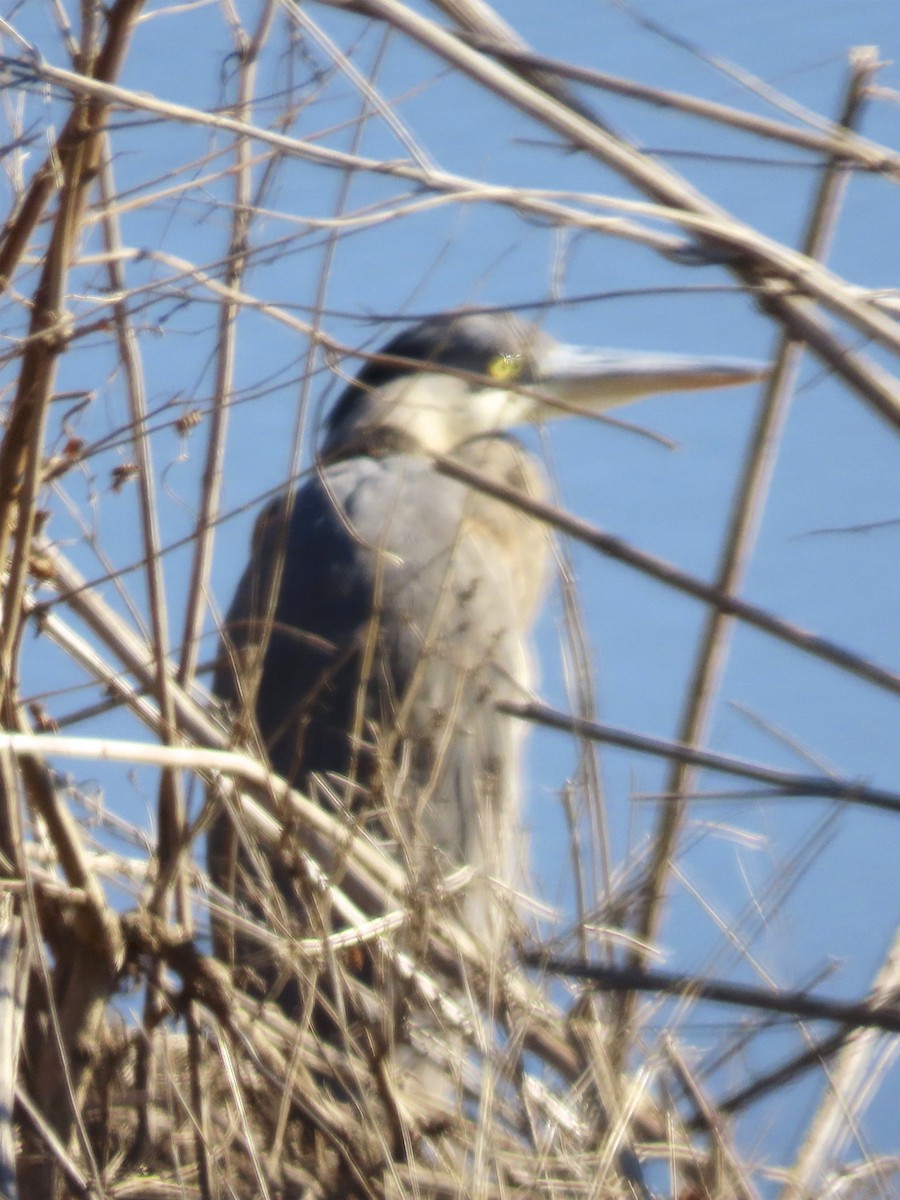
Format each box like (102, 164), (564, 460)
(501, 703), (900, 815)
(14, 1087), (90, 1197)
(436, 456), (900, 697)
(0, 23), (137, 669)
(431, 0), (606, 125)
(460, 36), (900, 177)
(523, 956), (900, 1034)
(0, 13), (146, 1196)
(98, 152), (189, 915)
(691, 1026), (853, 1125)
(175, 8), (278, 1192)
(176, 0), (279, 692)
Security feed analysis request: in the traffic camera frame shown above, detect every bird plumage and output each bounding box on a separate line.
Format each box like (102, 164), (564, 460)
(211, 437), (546, 945)
(208, 310), (765, 1110)
(210, 315), (560, 997)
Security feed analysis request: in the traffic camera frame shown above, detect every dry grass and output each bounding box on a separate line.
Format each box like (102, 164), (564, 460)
(0, 2), (898, 1197)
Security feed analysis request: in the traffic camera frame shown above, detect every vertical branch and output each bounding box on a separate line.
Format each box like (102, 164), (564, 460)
(97, 154), (187, 917)
(0, 5), (143, 1193)
(15, 747), (123, 1198)
(176, 0), (279, 689)
(0, 894), (25, 1200)
(96, 151), (196, 1175)
(0, 745), (28, 1199)
(0, 92), (94, 674)
(174, 7), (278, 1195)
(624, 48), (881, 1001)
(0, 0), (145, 812)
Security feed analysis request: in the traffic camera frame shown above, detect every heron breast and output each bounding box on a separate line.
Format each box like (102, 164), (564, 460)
(451, 436), (550, 625)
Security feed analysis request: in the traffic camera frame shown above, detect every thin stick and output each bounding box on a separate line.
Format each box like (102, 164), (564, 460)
(0, 10), (145, 1195)
(0, 55), (124, 669)
(97, 153), (188, 913)
(431, 0), (605, 124)
(665, 1038), (763, 1200)
(501, 703), (900, 815)
(176, 1), (279, 690)
(463, 37), (900, 176)
(697, 1027), (852, 1125)
(14, 1087), (90, 1196)
(436, 456), (900, 698)
(523, 956), (900, 1035)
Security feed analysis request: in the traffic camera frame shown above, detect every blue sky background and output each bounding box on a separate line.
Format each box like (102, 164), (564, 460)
(4, 0), (898, 1185)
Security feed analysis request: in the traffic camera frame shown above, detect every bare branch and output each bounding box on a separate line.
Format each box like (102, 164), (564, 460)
(523, 956), (900, 1035)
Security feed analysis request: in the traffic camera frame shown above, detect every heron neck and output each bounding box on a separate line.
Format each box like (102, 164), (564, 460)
(320, 425), (425, 464)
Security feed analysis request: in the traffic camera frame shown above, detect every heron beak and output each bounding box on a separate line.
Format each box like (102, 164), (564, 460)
(532, 344), (769, 418)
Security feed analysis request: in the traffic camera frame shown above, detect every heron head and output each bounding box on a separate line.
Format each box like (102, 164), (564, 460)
(322, 310), (767, 457)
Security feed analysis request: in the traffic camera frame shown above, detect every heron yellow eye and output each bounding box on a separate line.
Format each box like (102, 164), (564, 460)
(487, 353), (523, 382)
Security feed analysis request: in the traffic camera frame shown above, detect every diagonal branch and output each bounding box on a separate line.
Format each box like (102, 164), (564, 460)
(436, 456), (900, 698)
(501, 702), (900, 816)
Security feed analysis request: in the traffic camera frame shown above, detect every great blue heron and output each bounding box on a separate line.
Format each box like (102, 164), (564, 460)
(209, 310), (762, 1092)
